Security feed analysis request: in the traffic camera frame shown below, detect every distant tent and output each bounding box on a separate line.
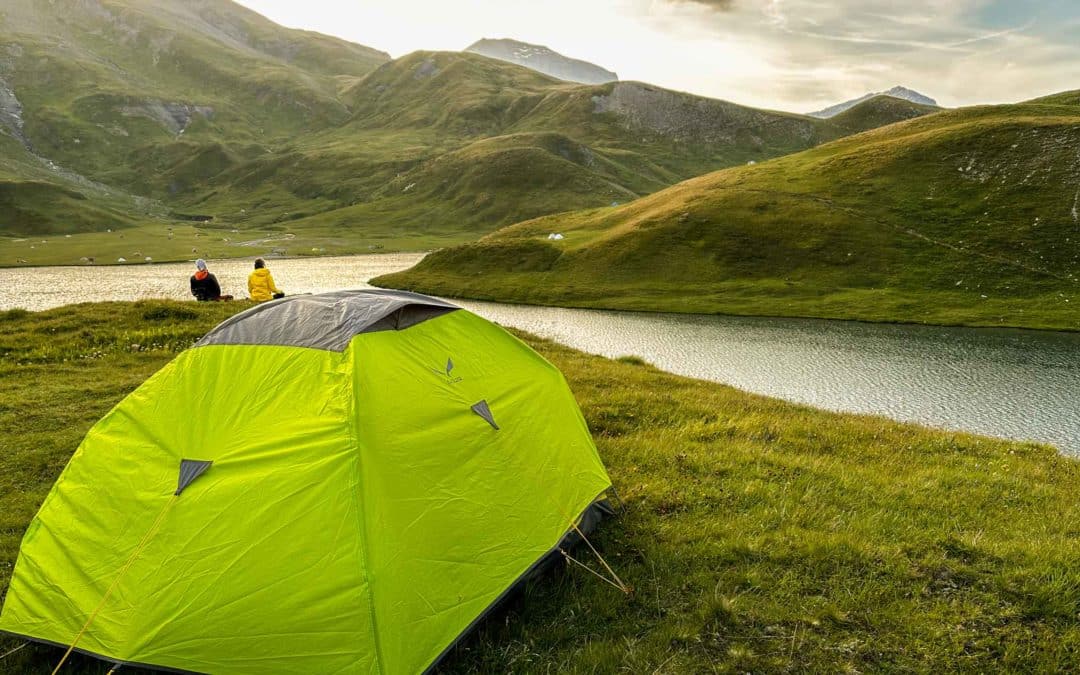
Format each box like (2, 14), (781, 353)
(0, 290), (613, 674)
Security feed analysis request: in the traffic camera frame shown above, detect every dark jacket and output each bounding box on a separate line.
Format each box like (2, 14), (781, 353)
(190, 271), (222, 301)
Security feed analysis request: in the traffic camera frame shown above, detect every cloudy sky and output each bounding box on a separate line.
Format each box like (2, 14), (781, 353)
(234, 0), (1080, 112)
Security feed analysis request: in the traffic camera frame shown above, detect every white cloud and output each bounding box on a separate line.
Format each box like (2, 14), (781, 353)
(233, 0), (1080, 112)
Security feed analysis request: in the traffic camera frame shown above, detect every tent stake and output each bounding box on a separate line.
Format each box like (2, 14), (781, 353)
(0, 642), (29, 661)
(568, 521), (633, 595)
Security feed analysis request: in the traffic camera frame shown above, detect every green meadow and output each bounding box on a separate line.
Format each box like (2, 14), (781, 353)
(378, 97), (1080, 332)
(1, 0), (938, 267)
(3, 302), (1080, 672)
(0, 222), (470, 268)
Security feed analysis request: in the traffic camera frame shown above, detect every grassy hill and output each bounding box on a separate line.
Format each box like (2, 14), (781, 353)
(828, 95), (940, 135)
(377, 94), (1080, 331)
(0, 0), (389, 250)
(174, 53), (936, 246)
(0, 129), (148, 239)
(0, 3), (937, 266)
(4, 302), (1080, 672)
(0, 0), (389, 182)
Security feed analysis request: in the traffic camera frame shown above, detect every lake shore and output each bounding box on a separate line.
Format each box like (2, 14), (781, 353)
(0, 250), (426, 272)
(5, 257), (1077, 453)
(3, 300), (1080, 672)
(373, 267), (1080, 334)
(0, 221), (466, 271)
(6, 247), (1078, 335)
(0, 252), (427, 312)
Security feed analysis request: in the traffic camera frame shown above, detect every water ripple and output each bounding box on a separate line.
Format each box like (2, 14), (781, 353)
(1, 255), (1077, 454)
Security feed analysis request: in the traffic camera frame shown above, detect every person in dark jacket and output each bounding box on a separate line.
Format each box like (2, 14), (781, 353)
(190, 259), (230, 301)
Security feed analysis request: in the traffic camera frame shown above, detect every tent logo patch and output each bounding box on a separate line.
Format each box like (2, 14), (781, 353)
(431, 357), (463, 384)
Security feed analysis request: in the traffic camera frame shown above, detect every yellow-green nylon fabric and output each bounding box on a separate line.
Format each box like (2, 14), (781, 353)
(0, 309), (611, 674)
(350, 310), (610, 674)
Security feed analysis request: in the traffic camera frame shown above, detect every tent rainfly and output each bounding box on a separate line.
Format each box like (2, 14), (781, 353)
(0, 290), (615, 674)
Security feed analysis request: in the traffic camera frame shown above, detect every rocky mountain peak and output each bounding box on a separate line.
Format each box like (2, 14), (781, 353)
(465, 38), (617, 85)
(809, 86), (938, 118)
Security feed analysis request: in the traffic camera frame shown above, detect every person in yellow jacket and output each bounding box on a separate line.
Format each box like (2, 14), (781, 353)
(248, 258), (284, 302)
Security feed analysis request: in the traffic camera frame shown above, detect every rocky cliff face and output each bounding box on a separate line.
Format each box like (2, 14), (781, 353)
(465, 38), (617, 84)
(0, 78), (25, 144)
(118, 102), (215, 135)
(0, 45), (26, 144)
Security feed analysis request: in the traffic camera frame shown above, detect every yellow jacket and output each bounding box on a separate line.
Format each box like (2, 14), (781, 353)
(248, 268), (281, 302)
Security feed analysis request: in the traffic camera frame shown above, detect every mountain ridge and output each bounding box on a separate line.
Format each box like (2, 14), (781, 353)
(0, 0), (943, 265)
(375, 92), (1080, 331)
(465, 38), (617, 84)
(809, 86), (938, 118)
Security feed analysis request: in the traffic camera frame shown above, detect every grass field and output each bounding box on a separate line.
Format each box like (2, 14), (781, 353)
(2, 301), (1080, 672)
(377, 98), (1080, 332)
(2, 0), (940, 246)
(0, 221), (472, 268)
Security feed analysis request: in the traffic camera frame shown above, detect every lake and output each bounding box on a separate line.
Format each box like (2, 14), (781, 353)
(3, 254), (1078, 454)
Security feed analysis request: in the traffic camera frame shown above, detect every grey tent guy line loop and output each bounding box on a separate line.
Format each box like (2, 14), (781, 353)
(175, 460), (213, 496)
(470, 400), (499, 430)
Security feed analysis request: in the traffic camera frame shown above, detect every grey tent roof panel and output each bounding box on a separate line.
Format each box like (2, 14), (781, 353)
(194, 289), (461, 352)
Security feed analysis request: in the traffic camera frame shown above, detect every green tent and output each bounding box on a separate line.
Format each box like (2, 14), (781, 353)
(0, 290), (613, 674)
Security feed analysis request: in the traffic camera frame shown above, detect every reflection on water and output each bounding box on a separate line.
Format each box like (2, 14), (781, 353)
(0, 254), (425, 311)
(3, 254), (1078, 454)
(455, 301), (1080, 454)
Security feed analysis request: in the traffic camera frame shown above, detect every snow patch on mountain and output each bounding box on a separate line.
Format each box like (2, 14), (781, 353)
(465, 38), (617, 85)
(809, 86), (938, 119)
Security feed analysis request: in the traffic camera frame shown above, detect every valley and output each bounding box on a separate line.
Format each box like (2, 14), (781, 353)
(0, 0), (936, 267)
(377, 95), (1080, 331)
(3, 2), (1080, 672)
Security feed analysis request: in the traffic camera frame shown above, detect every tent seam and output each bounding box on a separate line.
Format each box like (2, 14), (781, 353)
(342, 347), (386, 675)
